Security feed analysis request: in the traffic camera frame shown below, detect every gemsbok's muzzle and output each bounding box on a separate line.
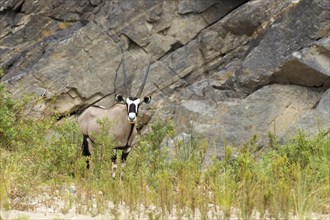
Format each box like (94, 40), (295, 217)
(128, 112), (137, 123)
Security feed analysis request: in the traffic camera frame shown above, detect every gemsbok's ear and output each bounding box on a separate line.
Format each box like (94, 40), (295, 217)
(143, 96), (151, 104)
(115, 94), (125, 103)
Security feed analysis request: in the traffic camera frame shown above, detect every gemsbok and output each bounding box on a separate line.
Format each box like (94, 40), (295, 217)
(78, 55), (152, 176)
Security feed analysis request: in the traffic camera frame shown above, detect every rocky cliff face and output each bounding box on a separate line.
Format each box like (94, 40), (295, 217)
(1, 0), (329, 163)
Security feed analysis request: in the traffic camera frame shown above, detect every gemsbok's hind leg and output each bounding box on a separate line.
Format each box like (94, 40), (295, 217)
(82, 135), (91, 169)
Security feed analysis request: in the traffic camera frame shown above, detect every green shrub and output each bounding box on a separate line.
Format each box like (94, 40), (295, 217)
(0, 83), (18, 149)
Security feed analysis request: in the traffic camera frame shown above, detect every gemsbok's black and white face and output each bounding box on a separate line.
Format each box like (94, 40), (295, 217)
(115, 95), (151, 123)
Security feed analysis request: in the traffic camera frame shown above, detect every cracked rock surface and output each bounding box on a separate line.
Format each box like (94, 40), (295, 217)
(0, 0), (329, 163)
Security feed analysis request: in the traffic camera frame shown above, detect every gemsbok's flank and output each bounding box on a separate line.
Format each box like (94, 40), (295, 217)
(77, 55), (152, 176)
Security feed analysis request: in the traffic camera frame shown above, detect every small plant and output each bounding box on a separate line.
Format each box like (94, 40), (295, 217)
(0, 68), (4, 78)
(58, 21), (71, 30)
(41, 29), (52, 38)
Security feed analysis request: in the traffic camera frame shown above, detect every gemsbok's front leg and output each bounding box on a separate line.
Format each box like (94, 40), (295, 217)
(111, 149), (118, 178)
(121, 147), (131, 163)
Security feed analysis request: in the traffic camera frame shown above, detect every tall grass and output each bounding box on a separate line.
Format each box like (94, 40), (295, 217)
(0, 82), (329, 219)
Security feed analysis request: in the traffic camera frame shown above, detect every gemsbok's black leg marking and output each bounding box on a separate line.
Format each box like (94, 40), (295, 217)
(111, 150), (118, 164)
(82, 135), (91, 156)
(82, 135), (91, 169)
(121, 147), (131, 162)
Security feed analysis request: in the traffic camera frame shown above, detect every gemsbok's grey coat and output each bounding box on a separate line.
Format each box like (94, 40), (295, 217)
(77, 55), (152, 174)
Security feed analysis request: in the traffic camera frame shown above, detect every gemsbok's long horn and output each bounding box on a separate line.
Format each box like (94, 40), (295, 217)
(121, 54), (129, 97)
(136, 57), (151, 98)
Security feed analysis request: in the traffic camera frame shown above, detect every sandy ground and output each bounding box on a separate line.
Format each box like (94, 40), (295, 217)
(0, 208), (222, 220)
(2, 208), (330, 220)
(1, 190), (329, 220)
(0, 203), (220, 220)
(1, 209), (108, 220)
